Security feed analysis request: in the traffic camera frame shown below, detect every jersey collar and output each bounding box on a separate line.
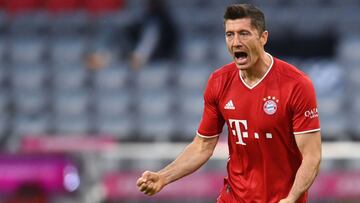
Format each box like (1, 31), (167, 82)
(239, 53), (274, 90)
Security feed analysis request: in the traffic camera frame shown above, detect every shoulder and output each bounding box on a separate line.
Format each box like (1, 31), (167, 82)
(204, 62), (237, 101)
(273, 57), (313, 85)
(273, 58), (316, 105)
(208, 62), (237, 83)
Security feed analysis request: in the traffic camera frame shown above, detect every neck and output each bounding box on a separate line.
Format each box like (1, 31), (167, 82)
(240, 52), (272, 87)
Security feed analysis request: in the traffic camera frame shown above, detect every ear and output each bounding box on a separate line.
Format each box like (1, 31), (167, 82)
(260, 30), (268, 46)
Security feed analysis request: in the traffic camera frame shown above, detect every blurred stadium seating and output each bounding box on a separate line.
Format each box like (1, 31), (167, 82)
(0, 0), (359, 203)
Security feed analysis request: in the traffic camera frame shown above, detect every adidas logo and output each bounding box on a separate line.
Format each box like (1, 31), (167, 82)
(224, 100), (235, 110)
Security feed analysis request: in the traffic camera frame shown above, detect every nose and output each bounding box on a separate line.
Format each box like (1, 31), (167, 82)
(232, 33), (243, 47)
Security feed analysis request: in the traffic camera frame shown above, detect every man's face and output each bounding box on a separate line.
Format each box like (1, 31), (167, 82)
(225, 18), (268, 70)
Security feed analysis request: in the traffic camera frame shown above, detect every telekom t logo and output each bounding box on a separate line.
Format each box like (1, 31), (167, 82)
(228, 119), (273, 145)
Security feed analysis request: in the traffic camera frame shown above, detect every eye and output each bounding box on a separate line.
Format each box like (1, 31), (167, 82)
(239, 31), (250, 37)
(226, 32), (234, 38)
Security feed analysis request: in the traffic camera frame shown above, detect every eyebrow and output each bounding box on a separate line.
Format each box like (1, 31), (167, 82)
(225, 29), (251, 33)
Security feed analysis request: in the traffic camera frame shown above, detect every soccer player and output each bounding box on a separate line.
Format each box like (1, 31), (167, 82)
(136, 4), (322, 203)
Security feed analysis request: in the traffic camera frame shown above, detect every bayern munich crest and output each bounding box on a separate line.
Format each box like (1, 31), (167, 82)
(263, 96), (279, 115)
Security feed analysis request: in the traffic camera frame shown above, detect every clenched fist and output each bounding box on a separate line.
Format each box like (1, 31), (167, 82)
(136, 171), (167, 196)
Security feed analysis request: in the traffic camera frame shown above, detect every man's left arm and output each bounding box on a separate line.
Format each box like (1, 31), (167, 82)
(279, 131), (322, 203)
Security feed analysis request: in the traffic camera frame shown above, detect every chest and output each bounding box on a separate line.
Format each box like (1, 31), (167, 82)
(218, 77), (292, 133)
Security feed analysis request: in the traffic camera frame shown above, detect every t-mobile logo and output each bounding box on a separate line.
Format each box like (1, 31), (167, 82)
(228, 119), (273, 145)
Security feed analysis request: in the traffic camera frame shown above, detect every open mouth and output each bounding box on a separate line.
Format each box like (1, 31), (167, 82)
(234, 51), (248, 64)
(234, 51), (247, 59)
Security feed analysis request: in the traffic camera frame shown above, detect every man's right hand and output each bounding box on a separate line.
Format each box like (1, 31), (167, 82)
(136, 136), (218, 196)
(136, 171), (166, 196)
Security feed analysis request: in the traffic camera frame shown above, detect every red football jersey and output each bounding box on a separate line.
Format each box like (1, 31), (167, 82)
(197, 54), (320, 203)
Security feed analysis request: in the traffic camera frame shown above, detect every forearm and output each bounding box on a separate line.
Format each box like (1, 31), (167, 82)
(286, 156), (321, 201)
(158, 138), (215, 186)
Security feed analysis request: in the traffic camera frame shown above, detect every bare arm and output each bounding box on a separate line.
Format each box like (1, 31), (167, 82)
(136, 135), (219, 195)
(279, 131), (322, 203)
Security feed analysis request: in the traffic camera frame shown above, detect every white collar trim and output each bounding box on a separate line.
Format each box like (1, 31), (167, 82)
(239, 53), (274, 90)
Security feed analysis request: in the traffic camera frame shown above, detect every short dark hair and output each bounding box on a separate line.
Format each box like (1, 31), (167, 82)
(224, 4), (266, 34)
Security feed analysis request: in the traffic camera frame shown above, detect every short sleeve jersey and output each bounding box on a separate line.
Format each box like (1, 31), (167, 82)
(197, 54), (320, 203)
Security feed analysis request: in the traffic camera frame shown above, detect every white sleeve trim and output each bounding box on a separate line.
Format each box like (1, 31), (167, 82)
(293, 128), (321, 135)
(196, 131), (220, 138)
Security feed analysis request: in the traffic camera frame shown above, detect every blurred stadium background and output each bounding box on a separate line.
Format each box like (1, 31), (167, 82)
(0, 0), (359, 202)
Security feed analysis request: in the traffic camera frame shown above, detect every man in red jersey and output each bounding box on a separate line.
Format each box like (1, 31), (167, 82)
(136, 4), (322, 203)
